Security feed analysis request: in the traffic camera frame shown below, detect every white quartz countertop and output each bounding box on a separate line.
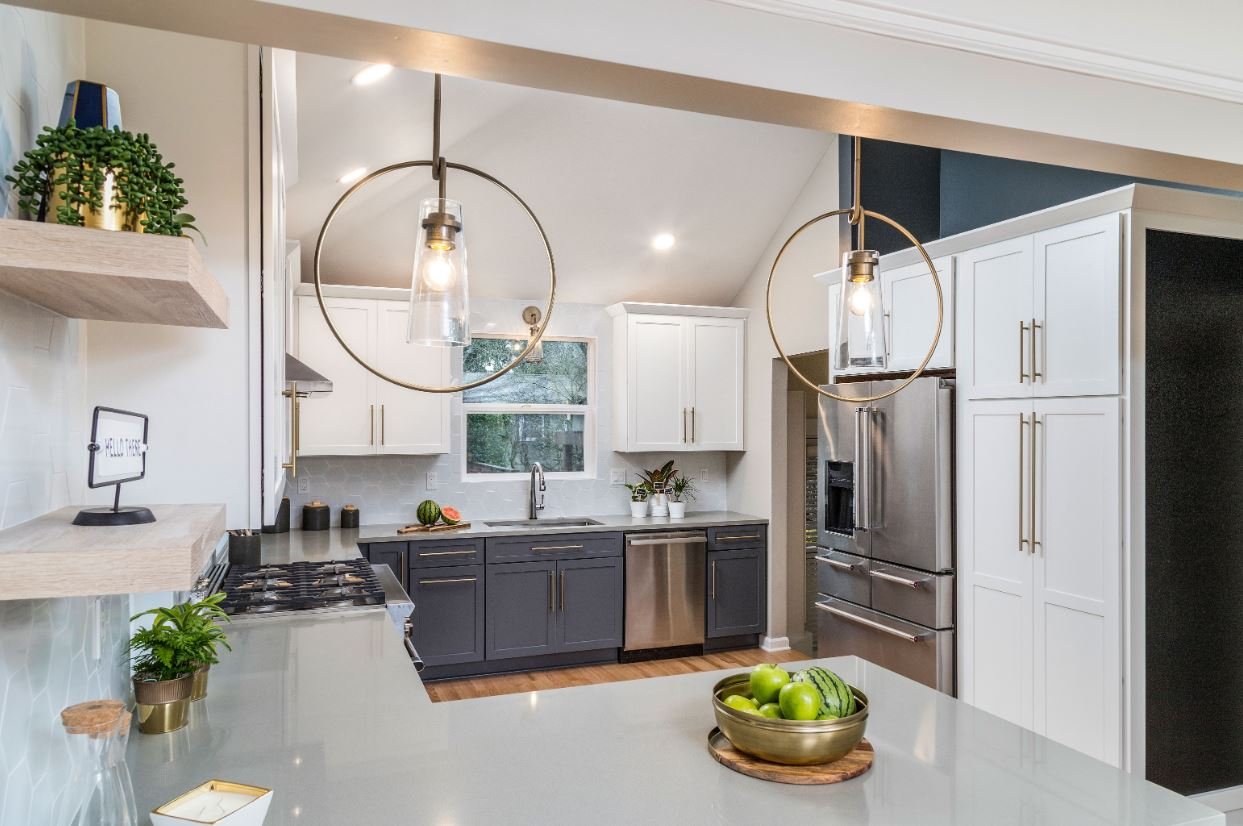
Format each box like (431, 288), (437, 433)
(126, 611), (1221, 825)
(357, 510), (767, 543)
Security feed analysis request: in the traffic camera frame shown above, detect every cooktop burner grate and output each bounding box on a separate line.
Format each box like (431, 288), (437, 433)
(219, 558), (384, 615)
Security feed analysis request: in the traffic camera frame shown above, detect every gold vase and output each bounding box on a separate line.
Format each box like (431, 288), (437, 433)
(189, 664), (210, 701)
(133, 673), (192, 734)
(45, 162), (145, 232)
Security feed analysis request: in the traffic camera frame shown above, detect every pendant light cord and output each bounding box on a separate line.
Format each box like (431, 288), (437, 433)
(432, 74), (447, 203)
(850, 135), (865, 249)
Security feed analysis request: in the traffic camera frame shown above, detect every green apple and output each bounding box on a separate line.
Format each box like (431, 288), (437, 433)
(749, 664), (791, 705)
(778, 682), (822, 721)
(723, 694), (760, 714)
(757, 702), (783, 719)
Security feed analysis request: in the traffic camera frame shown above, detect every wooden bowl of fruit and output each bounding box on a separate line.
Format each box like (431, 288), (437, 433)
(711, 665), (868, 766)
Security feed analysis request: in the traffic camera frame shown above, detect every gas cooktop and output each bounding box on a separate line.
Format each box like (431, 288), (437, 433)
(219, 559), (385, 617)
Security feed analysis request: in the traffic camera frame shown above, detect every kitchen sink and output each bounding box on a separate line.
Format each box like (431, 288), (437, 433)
(483, 517), (604, 529)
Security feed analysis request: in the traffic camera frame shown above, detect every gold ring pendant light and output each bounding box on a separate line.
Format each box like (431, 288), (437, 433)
(314, 74), (557, 393)
(767, 136), (943, 404)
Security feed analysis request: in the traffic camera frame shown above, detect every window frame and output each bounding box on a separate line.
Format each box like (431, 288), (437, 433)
(460, 332), (597, 482)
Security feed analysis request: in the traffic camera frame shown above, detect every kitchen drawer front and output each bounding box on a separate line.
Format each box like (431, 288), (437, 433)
(486, 532), (622, 563)
(869, 562), (954, 630)
(815, 549), (870, 607)
(409, 537), (484, 568)
(815, 597), (954, 694)
(706, 524), (767, 551)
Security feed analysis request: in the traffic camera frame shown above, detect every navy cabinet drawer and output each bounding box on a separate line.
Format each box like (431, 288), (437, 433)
(486, 532), (623, 563)
(409, 537), (484, 568)
(706, 524), (767, 551)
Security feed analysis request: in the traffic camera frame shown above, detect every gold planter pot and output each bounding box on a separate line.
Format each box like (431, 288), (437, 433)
(45, 163), (145, 232)
(190, 664), (210, 702)
(133, 673), (193, 735)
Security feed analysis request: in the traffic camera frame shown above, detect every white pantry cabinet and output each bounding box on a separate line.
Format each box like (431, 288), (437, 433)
(823, 255), (955, 381)
(958, 395), (1121, 766)
(296, 293), (451, 456)
(957, 214), (1121, 400)
(607, 303), (747, 452)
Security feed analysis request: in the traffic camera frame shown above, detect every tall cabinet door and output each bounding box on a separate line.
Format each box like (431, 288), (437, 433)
(687, 317), (744, 450)
(1034, 214), (1122, 398)
(1032, 396), (1121, 765)
(297, 296), (376, 454)
(958, 399), (1033, 729)
(957, 237), (1034, 400)
(373, 301), (451, 454)
(625, 315), (689, 451)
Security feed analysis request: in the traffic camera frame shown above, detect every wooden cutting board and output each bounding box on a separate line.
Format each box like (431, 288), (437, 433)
(396, 522), (472, 534)
(707, 728), (874, 785)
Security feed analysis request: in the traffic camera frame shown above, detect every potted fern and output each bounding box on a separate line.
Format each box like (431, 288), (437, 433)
(129, 594), (231, 733)
(4, 120), (199, 236)
(625, 481), (650, 518)
(132, 593), (231, 702)
(668, 475), (698, 519)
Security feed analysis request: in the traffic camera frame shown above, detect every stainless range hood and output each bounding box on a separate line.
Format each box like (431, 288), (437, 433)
(285, 353), (332, 394)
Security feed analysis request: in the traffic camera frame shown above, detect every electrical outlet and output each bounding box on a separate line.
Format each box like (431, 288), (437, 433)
(297, 476), (310, 495)
(609, 469), (626, 485)
(700, 468), (709, 482)
(426, 472), (438, 491)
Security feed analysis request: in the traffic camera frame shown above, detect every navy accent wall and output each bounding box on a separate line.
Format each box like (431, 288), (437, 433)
(838, 138), (941, 256)
(1145, 229), (1243, 796)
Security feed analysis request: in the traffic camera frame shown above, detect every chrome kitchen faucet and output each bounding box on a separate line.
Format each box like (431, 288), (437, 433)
(529, 462), (546, 520)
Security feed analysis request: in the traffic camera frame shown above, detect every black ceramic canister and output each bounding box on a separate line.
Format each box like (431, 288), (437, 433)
(302, 501), (330, 531)
(340, 504), (359, 529)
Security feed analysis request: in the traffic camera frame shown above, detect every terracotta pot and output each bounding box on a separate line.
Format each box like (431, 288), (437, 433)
(189, 664), (210, 702)
(133, 673), (192, 734)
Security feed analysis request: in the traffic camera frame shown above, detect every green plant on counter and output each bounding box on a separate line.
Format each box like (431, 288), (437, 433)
(669, 475), (697, 504)
(129, 593), (232, 679)
(4, 119), (201, 237)
(639, 460), (679, 494)
(624, 481), (650, 503)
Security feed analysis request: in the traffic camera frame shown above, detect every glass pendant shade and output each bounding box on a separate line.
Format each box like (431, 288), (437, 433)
(835, 249), (887, 371)
(408, 197), (470, 347)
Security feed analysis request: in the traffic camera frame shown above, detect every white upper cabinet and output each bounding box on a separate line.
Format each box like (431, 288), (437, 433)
(608, 303), (747, 452)
(958, 214), (1121, 400)
(297, 292), (451, 456)
(823, 256), (955, 382)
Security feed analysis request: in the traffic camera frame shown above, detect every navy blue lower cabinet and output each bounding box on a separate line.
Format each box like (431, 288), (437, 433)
(485, 561), (558, 660)
(365, 541), (409, 590)
(556, 556), (623, 652)
(410, 564), (485, 667)
(706, 548), (766, 638)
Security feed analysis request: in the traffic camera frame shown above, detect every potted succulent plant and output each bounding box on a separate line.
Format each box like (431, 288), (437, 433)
(132, 593), (231, 703)
(668, 475), (698, 518)
(4, 120), (200, 236)
(625, 481), (650, 518)
(640, 460), (679, 518)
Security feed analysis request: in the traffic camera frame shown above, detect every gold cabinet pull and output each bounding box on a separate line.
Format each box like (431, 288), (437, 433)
(1019, 321), (1030, 382)
(711, 559), (717, 601)
(682, 408), (688, 444)
(1019, 413), (1029, 553)
(417, 549), (475, 557)
(381, 404), (386, 446)
(717, 534), (760, 542)
(530, 544), (584, 552)
(369, 404), (375, 446)
(1031, 320), (1043, 382)
(1031, 416), (1042, 553)
(282, 382), (299, 476)
(691, 406), (696, 443)
(418, 576), (476, 585)
(548, 570), (555, 612)
(559, 570), (566, 612)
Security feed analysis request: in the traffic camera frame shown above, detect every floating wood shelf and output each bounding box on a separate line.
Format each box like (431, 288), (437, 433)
(0, 505), (225, 600)
(0, 218), (228, 328)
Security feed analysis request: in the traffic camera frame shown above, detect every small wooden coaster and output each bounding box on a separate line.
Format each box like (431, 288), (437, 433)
(397, 522), (472, 534)
(707, 728), (874, 785)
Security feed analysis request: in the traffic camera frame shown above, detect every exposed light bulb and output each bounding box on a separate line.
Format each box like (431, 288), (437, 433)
(651, 232), (676, 251)
(847, 283), (874, 316)
(351, 63), (393, 86)
(419, 249), (457, 291)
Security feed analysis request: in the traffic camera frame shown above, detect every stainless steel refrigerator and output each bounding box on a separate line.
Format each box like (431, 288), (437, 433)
(814, 376), (955, 694)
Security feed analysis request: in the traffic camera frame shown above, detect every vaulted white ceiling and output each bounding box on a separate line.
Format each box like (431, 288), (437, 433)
(286, 53), (832, 306)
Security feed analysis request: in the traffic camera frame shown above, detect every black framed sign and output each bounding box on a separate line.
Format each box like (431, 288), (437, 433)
(74, 406), (155, 526)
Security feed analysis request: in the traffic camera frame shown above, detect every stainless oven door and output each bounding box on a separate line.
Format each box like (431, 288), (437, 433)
(814, 596), (954, 694)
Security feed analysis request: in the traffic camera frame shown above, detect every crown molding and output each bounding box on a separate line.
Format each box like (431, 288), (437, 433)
(712, 0), (1243, 104)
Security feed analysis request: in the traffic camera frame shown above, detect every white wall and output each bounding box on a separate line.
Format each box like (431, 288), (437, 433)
(286, 297), (731, 525)
(726, 138), (839, 641)
(0, 8), (130, 826)
(82, 22), (255, 526)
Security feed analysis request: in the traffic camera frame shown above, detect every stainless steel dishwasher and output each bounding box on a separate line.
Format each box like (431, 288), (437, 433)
(624, 531), (707, 651)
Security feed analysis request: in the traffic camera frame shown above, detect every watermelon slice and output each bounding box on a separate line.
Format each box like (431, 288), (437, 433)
(440, 506), (462, 526)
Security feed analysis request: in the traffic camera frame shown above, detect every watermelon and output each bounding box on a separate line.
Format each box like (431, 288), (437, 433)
(793, 666), (857, 719)
(416, 500), (441, 526)
(440, 506), (462, 526)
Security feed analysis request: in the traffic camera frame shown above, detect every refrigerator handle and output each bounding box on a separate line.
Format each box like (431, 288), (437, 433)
(854, 406), (868, 532)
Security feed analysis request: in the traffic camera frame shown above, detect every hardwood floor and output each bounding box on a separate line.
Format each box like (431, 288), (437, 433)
(425, 648), (810, 702)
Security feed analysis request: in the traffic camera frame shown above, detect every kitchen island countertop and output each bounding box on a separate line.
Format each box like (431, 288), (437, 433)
(126, 610), (1222, 826)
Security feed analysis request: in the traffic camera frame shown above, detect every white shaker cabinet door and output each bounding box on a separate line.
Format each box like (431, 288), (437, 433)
(373, 301), (452, 455)
(957, 236), (1034, 400)
(1031, 396), (1121, 765)
(1033, 214), (1122, 398)
(297, 295), (376, 455)
(687, 317), (744, 450)
(958, 398), (1034, 729)
(883, 255), (955, 372)
(624, 315), (690, 451)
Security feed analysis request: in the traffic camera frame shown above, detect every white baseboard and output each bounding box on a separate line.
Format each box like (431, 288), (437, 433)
(1192, 784), (1243, 813)
(760, 636), (790, 653)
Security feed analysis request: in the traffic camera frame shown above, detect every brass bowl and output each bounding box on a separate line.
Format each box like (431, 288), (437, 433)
(711, 673), (868, 766)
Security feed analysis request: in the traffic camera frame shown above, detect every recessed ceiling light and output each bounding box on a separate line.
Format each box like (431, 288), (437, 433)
(351, 63), (393, 86)
(651, 233), (676, 251)
(338, 167), (367, 185)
